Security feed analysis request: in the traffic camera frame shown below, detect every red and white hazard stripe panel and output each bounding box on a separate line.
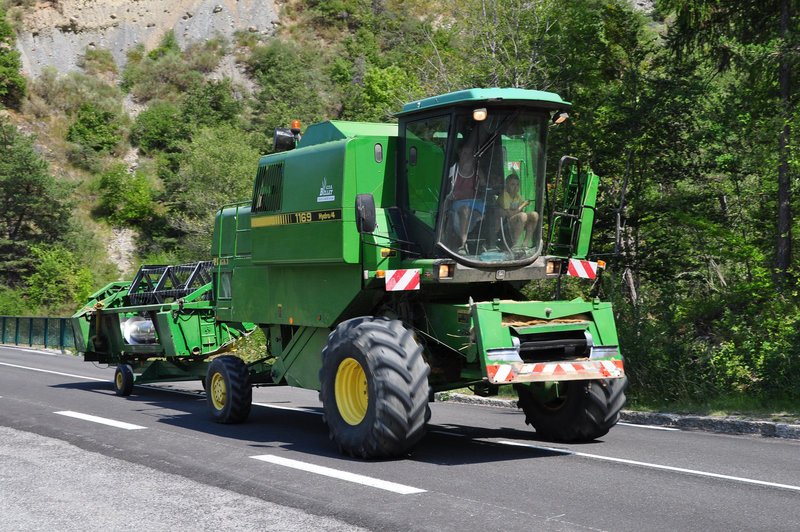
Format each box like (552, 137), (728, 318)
(486, 359), (624, 383)
(385, 269), (420, 291)
(567, 259), (599, 279)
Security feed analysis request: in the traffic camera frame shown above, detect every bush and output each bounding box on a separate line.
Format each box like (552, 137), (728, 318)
(31, 68), (124, 116)
(66, 102), (123, 153)
(185, 34), (229, 73)
(78, 47), (118, 77)
(121, 32), (207, 102)
(0, 284), (32, 315)
(180, 79), (242, 130)
(131, 101), (186, 153)
(96, 164), (155, 226)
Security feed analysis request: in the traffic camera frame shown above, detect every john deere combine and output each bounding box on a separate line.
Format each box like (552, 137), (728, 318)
(72, 88), (626, 458)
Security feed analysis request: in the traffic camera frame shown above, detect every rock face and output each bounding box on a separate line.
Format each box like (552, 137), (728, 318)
(16, 0), (279, 77)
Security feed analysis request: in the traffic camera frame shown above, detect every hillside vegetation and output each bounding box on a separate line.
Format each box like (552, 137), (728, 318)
(0, 0), (798, 410)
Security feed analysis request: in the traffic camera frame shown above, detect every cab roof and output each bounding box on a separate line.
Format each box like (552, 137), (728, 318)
(396, 88), (570, 117)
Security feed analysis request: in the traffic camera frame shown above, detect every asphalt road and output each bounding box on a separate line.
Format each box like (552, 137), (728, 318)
(1, 346), (799, 531)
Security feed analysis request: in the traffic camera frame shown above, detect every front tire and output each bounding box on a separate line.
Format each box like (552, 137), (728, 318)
(113, 364), (134, 396)
(515, 376), (627, 442)
(206, 355), (252, 423)
(319, 317), (431, 459)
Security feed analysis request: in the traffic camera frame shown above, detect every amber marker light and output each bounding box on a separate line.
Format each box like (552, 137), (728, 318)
(473, 108), (487, 121)
(546, 261), (561, 274)
(376, 270), (386, 278)
(552, 111), (569, 124)
(438, 263), (454, 279)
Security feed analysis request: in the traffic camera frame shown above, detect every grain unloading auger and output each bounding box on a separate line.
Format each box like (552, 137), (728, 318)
(73, 88), (627, 458)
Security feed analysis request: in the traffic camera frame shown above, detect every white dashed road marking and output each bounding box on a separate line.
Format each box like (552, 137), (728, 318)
(55, 411), (146, 430)
(251, 454), (426, 494)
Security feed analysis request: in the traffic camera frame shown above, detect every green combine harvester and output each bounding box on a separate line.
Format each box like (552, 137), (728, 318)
(72, 88), (627, 458)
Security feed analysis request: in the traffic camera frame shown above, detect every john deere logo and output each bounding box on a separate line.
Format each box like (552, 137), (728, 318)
(317, 178), (335, 203)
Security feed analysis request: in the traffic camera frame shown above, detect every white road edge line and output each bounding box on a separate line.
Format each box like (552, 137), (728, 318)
(55, 411), (146, 430)
(497, 440), (800, 492)
(251, 454), (426, 495)
(0, 361), (108, 382)
(618, 422), (681, 431)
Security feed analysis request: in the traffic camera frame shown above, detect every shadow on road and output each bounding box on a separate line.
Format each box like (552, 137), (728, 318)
(50, 380), (601, 466)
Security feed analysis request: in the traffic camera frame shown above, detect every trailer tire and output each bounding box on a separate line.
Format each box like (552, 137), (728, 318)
(206, 355), (252, 424)
(515, 376), (627, 442)
(113, 364), (134, 396)
(319, 317), (431, 459)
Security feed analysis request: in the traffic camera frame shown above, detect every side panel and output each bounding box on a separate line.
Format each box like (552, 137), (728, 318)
(230, 263), (361, 327)
(250, 140), (355, 264)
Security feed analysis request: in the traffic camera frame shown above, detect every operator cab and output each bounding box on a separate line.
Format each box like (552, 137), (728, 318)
(396, 88), (569, 268)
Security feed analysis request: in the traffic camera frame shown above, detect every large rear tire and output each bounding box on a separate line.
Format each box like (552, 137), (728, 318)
(319, 317), (431, 459)
(206, 355), (252, 424)
(515, 376), (627, 442)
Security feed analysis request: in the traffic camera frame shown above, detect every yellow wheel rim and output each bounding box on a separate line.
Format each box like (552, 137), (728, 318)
(210, 372), (227, 411)
(115, 371), (124, 390)
(335, 358), (368, 425)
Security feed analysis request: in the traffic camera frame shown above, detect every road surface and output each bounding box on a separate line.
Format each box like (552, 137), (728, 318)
(1, 346), (798, 531)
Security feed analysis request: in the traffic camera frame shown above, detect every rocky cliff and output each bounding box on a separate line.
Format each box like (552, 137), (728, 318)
(16, 0), (279, 78)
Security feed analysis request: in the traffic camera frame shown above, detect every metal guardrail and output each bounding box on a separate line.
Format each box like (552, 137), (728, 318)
(0, 316), (75, 351)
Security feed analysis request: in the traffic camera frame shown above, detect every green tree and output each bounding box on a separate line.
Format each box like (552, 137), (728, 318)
(0, 8), (26, 108)
(165, 125), (260, 259)
(0, 117), (73, 285)
(24, 244), (94, 312)
(247, 39), (330, 142)
(661, 0), (799, 284)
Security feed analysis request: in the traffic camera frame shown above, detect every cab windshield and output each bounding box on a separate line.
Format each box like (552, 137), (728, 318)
(405, 108), (548, 266)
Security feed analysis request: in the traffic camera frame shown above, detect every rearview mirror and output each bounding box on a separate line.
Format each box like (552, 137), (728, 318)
(355, 194), (376, 234)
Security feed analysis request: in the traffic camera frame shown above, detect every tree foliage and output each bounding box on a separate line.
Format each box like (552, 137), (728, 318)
(24, 244), (93, 312)
(66, 102), (123, 153)
(0, 117), (73, 285)
(96, 164), (155, 227)
(163, 124), (261, 260)
(0, 0), (798, 405)
(131, 101), (186, 154)
(0, 8), (26, 108)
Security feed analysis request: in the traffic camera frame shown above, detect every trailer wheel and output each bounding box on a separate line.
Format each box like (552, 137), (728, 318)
(113, 364), (134, 396)
(319, 317), (431, 459)
(515, 376), (627, 442)
(206, 355), (252, 424)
